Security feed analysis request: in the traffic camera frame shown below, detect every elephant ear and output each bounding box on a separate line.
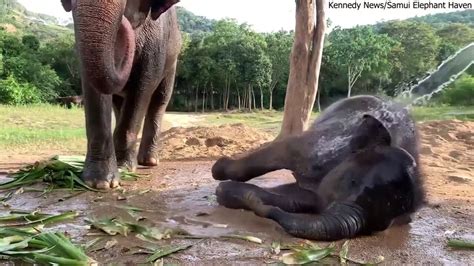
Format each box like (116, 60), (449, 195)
(150, 0), (180, 20)
(60, 0), (75, 12)
(350, 114), (392, 151)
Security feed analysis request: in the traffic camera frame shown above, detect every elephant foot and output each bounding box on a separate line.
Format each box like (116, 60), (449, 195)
(116, 151), (138, 172)
(138, 155), (159, 167)
(82, 159), (120, 190)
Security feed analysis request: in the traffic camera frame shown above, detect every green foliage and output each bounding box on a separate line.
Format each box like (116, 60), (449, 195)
(435, 23), (474, 61)
(378, 21), (441, 93)
(410, 9), (474, 26)
(324, 26), (396, 96)
(22, 34), (40, 51)
(0, 0), (73, 42)
(0, 75), (41, 104)
(439, 75), (474, 106)
(176, 6), (215, 34)
(39, 34), (80, 96)
(0, 0), (472, 108)
(2, 48), (61, 101)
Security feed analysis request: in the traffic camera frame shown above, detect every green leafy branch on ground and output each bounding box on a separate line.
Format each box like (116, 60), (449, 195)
(273, 240), (384, 265)
(0, 210), (96, 265)
(0, 155), (144, 192)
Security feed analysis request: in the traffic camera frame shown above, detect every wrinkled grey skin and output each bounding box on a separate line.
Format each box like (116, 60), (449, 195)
(61, 0), (182, 189)
(213, 95), (424, 240)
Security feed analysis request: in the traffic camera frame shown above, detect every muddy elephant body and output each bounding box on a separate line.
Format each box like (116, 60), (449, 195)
(61, 0), (182, 189)
(213, 95), (425, 240)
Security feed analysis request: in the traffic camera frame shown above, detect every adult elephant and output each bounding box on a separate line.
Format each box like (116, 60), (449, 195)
(61, 0), (182, 189)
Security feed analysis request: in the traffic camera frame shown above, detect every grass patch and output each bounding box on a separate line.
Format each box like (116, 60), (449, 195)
(0, 104), (85, 153)
(411, 106), (474, 121)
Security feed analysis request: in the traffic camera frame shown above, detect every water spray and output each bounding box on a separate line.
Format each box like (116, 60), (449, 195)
(397, 42), (474, 108)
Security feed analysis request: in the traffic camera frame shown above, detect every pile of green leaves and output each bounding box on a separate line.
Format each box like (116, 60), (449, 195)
(0, 210), (95, 265)
(0, 155), (142, 191)
(275, 240), (384, 265)
(0, 227), (97, 265)
(86, 217), (183, 243)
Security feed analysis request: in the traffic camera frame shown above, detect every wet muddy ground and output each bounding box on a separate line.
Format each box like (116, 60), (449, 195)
(1, 119), (473, 264)
(1, 161), (473, 264)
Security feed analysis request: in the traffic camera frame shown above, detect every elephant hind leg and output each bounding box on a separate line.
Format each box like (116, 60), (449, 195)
(138, 63), (176, 167)
(216, 181), (322, 213)
(113, 90), (153, 172)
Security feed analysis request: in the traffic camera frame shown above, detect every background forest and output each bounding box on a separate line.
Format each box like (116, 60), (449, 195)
(0, 0), (473, 109)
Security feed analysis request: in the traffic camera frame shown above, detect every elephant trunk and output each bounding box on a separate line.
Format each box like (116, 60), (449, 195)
(273, 202), (366, 241)
(74, 1), (136, 94)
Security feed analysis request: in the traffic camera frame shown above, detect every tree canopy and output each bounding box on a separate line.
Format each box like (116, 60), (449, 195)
(0, 0), (472, 107)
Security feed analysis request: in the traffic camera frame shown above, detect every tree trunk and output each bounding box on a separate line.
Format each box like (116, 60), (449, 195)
(253, 88), (257, 111)
(194, 83), (199, 113)
(269, 90), (273, 110)
(237, 88), (241, 110)
(248, 85), (252, 111)
(259, 86), (264, 110)
(202, 85), (206, 113)
(279, 0), (326, 138)
(225, 80), (231, 111)
(317, 89), (321, 112)
(210, 82), (214, 110)
(347, 65), (352, 98)
(268, 81), (277, 110)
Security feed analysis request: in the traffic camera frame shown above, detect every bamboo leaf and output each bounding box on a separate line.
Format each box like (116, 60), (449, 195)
(146, 244), (193, 263)
(280, 247), (334, 265)
(0, 211), (78, 227)
(340, 240), (350, 264)
(86, 218), (130, 236)
(224, 234), (263, 244)
(447, 239), (474, 249)
(1, 155), (144, 192)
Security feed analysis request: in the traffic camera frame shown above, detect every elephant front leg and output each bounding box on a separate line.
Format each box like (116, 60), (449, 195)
(82, 84), (120, 189)
(212, 135), (306, 182)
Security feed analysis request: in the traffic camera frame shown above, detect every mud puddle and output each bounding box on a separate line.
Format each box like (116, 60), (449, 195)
(1, 161), (473, 264)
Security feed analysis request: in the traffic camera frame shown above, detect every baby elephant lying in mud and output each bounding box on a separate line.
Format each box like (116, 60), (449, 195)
(212, 95), (425, 241)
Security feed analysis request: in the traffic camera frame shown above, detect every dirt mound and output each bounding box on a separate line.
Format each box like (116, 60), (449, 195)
(159, 124), (274, 161)
(418, 120), (474, 201)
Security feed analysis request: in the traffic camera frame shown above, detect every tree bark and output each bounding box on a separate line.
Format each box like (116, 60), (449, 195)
(210, 82), (214, 110)
(194, 83), (199, 113)
(347, 64), (363, 98)
(279, 0), (326, 138)
(268, 80), (278, 110)
(202, 85), (206, 113)
(248, 84), (252, 111)
(252, 86), (257, 111)
(269, 90), (273, 110)
(237, 88), (241, 110)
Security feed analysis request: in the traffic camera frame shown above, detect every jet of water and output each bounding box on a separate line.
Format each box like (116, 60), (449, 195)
(398, 43), (474, 106)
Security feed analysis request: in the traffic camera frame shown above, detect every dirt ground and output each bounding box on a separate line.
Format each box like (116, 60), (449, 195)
(0, 119), (473, 264)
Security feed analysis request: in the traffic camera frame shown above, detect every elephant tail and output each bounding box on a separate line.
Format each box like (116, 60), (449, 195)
(268, 202), (367, 241)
